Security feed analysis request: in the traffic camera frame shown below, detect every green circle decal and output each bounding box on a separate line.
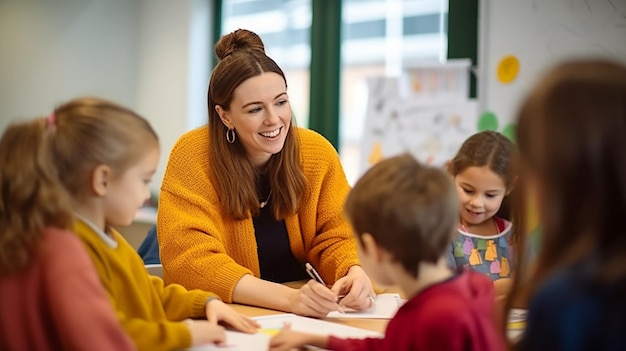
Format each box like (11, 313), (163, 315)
(478, 111), (499, 131)
(502, 123), (516, 142)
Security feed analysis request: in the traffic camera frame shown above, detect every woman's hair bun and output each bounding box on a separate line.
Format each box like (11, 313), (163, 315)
(215, 29), (265, 60)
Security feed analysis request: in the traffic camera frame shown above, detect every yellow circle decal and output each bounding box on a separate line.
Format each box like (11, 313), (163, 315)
(497, 55), (520, 84)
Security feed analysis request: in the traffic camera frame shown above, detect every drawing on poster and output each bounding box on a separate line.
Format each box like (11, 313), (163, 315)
(361, 78), (477, 175)
(360, 60), (477, 175)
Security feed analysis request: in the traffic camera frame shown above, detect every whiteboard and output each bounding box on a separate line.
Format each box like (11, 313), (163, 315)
(478, 0), (626, 129)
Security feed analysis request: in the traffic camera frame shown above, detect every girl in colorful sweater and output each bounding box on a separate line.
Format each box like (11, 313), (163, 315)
(447, 131), (518, 289)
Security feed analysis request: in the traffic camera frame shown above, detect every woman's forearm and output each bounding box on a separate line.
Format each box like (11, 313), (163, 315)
(231, 274), (297, 312)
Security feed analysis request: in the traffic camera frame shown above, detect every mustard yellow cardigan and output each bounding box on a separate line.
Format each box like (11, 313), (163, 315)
(158, 127), (360, 302)
(74, 219), (215, 351)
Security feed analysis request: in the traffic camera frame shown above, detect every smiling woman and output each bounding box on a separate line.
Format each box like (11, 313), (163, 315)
(158, 29), (375, 318)
(215, 73), (292, 167)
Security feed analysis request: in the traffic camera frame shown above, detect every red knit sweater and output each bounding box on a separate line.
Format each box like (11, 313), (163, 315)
(328, 270), (505, 351)
(0, 227), (134, 350)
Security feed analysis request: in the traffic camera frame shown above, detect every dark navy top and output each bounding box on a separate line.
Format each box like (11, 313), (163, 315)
(520, 258), (626, 351)
(252, 176), (308, 283)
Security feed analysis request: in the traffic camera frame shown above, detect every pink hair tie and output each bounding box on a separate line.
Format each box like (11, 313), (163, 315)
(46, 113), (56, 129)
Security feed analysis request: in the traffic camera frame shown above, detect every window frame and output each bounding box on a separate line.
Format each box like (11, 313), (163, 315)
(212, 0), (477, 149)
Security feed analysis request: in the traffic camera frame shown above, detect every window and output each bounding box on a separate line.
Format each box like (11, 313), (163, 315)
(219, 0), (449, 183)
(221, 0), (312, 127)
(339, 0), (448, 184)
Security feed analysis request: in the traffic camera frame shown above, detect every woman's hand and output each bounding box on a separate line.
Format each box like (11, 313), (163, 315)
(184, 319), (226, 346)
(269, 323), (327, 351)
(288, 280), (344, 317)
(205, 298), (260, 333)
(331, 265), (375, 311)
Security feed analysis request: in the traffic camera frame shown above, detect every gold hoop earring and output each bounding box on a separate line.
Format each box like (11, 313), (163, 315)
(226, 128), (236, 144)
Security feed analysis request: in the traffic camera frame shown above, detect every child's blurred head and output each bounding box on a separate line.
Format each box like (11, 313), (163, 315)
(0, 119), (73, 275)
(448, 131), (516, 224)
(48, 97), (159, 227)
(516, 59), (626, 276)
(344, 154), (458, 282)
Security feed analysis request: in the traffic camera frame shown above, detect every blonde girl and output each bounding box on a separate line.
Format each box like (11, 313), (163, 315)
(46, 97), (258, 350)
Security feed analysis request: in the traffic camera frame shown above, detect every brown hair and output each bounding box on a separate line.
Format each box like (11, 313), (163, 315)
(344, 154), (459, 278)
(207, 29), (307, 220)
(0, 119), (73, 276)
(49, 97), (159, 200)
(449, 130), (516, 221)
(512, 59), (626, 301)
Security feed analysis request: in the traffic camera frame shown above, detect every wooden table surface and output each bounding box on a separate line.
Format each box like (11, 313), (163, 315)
(228, 282), (401, 334)
(227, 281), (525, 343)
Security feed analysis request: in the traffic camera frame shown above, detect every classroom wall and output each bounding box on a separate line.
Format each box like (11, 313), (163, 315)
(0, 0), (139, 131)
(477, 0), (626, 131)
(5, 0), (626, 194)
(0, 0), (212, 194)
(134, 0), (212, 195)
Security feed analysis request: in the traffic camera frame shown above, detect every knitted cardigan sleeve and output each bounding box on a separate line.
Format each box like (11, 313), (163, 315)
(158, 127), (254, 302)
(149, 276), (215, 320)
(296, 129), (360, 284)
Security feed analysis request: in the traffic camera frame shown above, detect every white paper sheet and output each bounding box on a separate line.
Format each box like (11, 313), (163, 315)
(507, 308), (527, 342)
(327, 293), (404, 319)
(188, 313), (382, 351)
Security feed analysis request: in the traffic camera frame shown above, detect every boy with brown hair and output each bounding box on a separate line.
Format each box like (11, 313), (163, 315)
(270, 154), (505, 351)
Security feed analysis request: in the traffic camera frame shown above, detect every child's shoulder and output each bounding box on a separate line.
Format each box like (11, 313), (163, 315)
(412, 271), (494, 314)
(39, 227), (98, 272)
(393, 272), (496, 348)
(41, 227), (90, 258)
(531, 260), (617, 308)
(42, 226), (79, 245)
(526, 261), (626, 347)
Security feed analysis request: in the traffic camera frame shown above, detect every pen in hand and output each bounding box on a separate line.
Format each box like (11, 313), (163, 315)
(305, 263), (326, 286)
(305, 263), (346, 308)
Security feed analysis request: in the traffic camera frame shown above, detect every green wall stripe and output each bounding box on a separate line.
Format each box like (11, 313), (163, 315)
(212, 0), (223, 68)
(308, 0), (342, 149)
(447, 0), (478, 98)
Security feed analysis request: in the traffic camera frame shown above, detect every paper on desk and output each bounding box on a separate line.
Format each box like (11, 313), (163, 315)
(507, 308), (527, 342)
(327, 293), (405, 319)
(188, 313), (382, 351)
